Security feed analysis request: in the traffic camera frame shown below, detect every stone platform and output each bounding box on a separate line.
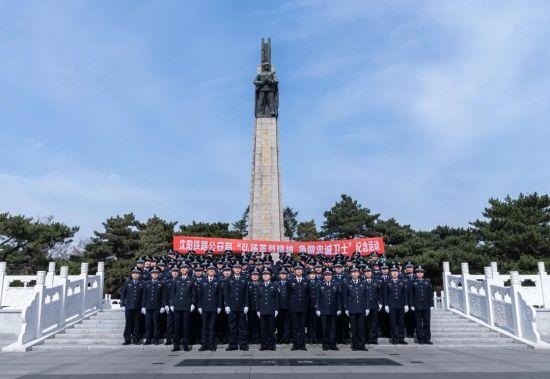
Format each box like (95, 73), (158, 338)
(1, 344), (550, 379)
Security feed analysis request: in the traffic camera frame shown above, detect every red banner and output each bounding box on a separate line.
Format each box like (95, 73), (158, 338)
(173, 236), (384, 256)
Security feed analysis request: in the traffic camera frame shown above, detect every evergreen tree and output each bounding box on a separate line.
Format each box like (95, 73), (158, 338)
(177, 221), (242, 239)
(84, 213), (140, 261)
(137, 215), (177, 257)
(232, 207), (249, 238)
(321, 194), (380, 239)
(0, 213), (78, 273)
(283, 207), (299, 240)
(471, 193), (550, 261)
(296, 219), (320, 241)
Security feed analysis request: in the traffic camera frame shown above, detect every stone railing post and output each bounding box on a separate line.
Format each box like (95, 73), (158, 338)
(97, 262), (105, 308)
(490, 262), (501, 285)
(484, 266), (495, 326)
(538, 262), (550, 309)
(509, 271), (522, 337)
(46, 261), (56, 287)
(461, 263), (470, 316)
(442, 261), (450, 310)
(80, 263), (89, 316)
(59, 266), (69, 325)
(0, 262), (6, 307)
(35, 271), (47, 338)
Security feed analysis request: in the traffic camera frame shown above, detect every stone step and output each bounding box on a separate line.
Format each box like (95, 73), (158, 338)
(34, 342), (525, 351)
(43, 336), (514, 346)
(57, 330), (502, 339)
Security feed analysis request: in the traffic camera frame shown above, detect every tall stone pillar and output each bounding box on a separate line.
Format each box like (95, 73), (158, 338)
(247, 38), (285, 243)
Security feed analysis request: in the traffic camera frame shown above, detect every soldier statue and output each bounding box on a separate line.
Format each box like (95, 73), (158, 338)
(254, 38), (279, 118)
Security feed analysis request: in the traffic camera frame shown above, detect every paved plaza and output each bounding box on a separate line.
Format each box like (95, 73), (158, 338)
(1, 346), (550, 379)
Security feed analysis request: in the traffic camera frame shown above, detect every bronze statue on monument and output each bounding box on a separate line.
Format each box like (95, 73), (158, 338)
(254, 38), (279, 118)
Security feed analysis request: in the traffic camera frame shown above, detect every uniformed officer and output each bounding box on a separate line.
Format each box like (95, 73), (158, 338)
(247, 269), (262, 344)
(409, 265), (434, 344)
(403, 261), (416, 338)
(363, 266), (381, 344)
(141, 268), (163, 345)
(342, 266), (368, 351)
(170, 263), (195, 351)
(315, 270), (342, 351)
(276, 269), (290, 344)
(288, 264), (309, 350)
(256, 269), (279, 351)
(197, 264), (222, 351)
(190, 265), (204, 345)
(383, 265), (409, 344)
(162, 265), (179, 345)
(223, 263), (249, 351)
(306, 270), (320, 343)
(217, 265), (232, 344)
(121, 267), (144, 345)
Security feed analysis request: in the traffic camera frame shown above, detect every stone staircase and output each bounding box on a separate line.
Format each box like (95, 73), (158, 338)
(33, 309), (525, 350)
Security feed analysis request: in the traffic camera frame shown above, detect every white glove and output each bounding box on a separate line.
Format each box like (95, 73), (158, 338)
(244, 307), (249, 314)
(384, 306), (389, 314)
(378, 303), (382, 311)
(336, 310), (341, 316)
(274, 311), (278, 317)
(198, 308), (203, 315)
(316, 310), (321, 317)
(170, 306), (174, 312)
(257, 311), (261, 318)
(121, 306), (125, 311)
(225, 306), (230, 314)
(165, 305), (170, 313)
(217, 308), (221, 314)
(345, 310), (349, 317)
(190, 304), (195, 312)
(430, 306), (434, 311)
(141, 307), (146, 315)
(411, 306), (415, 311)
(404, 305), (409, 313)
(366, 309), (370, 316)
(160, 307), (165, 314)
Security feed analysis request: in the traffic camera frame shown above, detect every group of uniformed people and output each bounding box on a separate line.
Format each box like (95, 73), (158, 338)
(120, 249), (434, 352)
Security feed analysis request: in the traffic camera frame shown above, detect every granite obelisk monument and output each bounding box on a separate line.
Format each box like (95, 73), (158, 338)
(247, 38), (285, 242)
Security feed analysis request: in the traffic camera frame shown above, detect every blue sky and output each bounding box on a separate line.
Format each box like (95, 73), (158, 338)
(1, 1), (549, 240)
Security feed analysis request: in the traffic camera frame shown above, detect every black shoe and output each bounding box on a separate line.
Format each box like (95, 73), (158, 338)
(370, 340), (378, 345)
(183, 346), (192, 351)
(259, 346), (266, 351)
(418, 340), (425, 345)
(143, 341), (152, 345)
(322, 345), (329, 351)
(398, 340), (408, 345)
(171, 346), (180, 352)
(165, 339), (172, 345)
(351, 347), (358, 351)
(301, 347), (307, 351)
(358, 346), (367, 351)
(122, 341), (131, 345)
(225, 347), (238, 351)
(269, 347), (276, 351)
(198, 346), (208, 351)
(240, 346), (249, 351)
(425, 341), (433, 345)
(153, 340), (159, 345)
(210, 346), (217, 351)
(390, 340), (397, 345)
(330, 345), (339, 351)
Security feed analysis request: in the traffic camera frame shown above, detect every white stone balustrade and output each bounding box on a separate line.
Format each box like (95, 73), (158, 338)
(442, 261), (549, 348)
(0, 261), (105, 351)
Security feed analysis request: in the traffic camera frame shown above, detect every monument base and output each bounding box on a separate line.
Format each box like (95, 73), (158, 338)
(247, 116), (285, 243)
